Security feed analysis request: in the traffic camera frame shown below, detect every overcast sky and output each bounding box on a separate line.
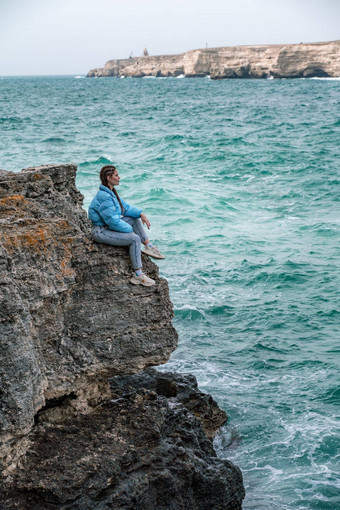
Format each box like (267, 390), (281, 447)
(0, 0), (339, 75)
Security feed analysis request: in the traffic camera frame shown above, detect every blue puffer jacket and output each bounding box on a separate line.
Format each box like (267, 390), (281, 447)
(88, 184), (142, 233)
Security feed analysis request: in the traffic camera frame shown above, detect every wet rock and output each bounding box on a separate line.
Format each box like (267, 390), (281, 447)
(110, 368), (228, 439)
(1, 370), (245, 510)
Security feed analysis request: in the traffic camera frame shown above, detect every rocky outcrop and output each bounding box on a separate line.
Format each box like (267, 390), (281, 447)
(0, 165), (245, 508)
(0, 164), (177, 472)
(87, 40), (340, 79)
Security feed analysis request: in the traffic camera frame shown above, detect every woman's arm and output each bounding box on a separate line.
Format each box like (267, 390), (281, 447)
(140, 212), (150, 229)
(121, 198), (142, 219)
(98, 198), (134, 233)
(120, 197), (150, 229)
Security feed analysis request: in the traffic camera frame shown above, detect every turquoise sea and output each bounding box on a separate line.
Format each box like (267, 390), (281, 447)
(1, 75), (339, 509)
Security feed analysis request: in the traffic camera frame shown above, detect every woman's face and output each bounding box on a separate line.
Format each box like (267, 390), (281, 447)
(107, 169), (120, 187)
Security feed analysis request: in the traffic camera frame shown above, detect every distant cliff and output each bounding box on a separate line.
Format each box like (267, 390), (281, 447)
(0, 165), (245, 509)
(87, 40), (340, 79)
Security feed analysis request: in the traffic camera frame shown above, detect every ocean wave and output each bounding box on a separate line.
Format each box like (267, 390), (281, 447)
(0, 116), (24, 123)
(78, 155), (114, 167)
(41, 137), (67, 143)
(309, 77), (340, 81)
(205, 304), (234, 316)
(175, 306), (205, 321)
(243, 269), (311, 287)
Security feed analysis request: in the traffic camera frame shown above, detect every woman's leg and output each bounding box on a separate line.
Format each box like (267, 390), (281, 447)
(91, 226), (142, 270)
(121, 217), (165, 260)
(121, 217), (149, 244)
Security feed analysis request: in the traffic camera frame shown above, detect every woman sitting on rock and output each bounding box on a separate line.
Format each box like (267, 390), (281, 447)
(88, 165), (165, 287)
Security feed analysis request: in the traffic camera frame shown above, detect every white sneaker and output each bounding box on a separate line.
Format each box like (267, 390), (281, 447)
(143, 245), (165, 260)
(130, 273), (155, 287)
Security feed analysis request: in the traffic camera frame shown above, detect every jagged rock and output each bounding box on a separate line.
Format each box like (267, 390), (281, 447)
(0, 165), (245, 509)
(0, 165), (177, 472)
(1, 370), (245, 510)
(109, 368), (228, 440)
(87, 40), (340, 79)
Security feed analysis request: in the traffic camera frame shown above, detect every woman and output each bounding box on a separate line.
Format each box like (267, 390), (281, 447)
(89, 165), (165, 287)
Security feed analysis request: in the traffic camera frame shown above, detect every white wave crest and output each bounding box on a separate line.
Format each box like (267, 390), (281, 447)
(309, 77), (340, 81)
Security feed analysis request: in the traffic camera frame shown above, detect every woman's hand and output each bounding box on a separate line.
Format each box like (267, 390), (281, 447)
(141, 213), (150, 229)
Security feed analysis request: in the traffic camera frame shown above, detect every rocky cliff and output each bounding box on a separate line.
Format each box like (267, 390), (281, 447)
(87, 40), (340, 79)
(0, 165), (245, 509)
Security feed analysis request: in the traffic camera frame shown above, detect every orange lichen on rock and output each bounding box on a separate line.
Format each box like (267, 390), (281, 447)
(21, 228), (49, 250)
(0, 195), (28, 207)
(0, 195), (31, 219)
(58, 228), (75, 277)
(0, 196), (76, 277)
(2, 226), (50, 254)
(60, 254), (75, 278)
(1, 217), (75, 260)
(57, 219), (71, 231)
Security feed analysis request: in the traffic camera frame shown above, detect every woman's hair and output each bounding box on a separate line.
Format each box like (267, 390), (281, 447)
(100, 165), (116, 186)
(100, 165), (124, 214)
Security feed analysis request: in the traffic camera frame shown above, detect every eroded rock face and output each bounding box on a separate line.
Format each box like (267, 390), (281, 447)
(0, 165), (177, 471)
(87, 40), (340, 79)
(0, 165), (245, 509)
(1, 370), (245, 510)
